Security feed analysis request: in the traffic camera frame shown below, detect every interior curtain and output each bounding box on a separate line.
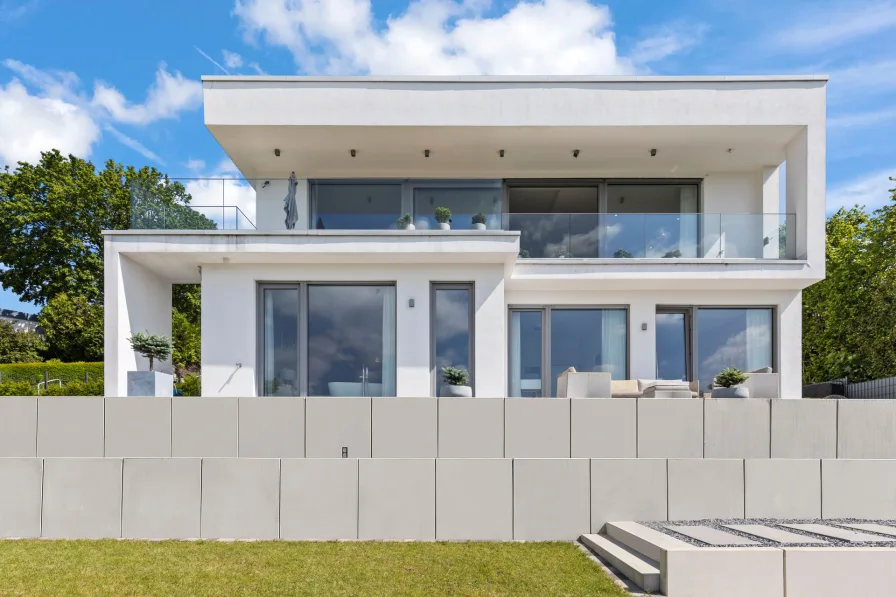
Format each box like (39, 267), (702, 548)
(745, 309), (772, 371)
(263, 290), (274, 395)
(600, 309), (628, 380)
(679, 186), (698, 258)
(509, 311), (522, 397)
(381, 286), (397, 397)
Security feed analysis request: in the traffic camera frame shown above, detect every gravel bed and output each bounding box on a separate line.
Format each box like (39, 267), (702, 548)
(639, 518), (896, 548)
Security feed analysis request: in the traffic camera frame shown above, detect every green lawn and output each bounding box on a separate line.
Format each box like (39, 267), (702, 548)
(0, 540), (630, 597)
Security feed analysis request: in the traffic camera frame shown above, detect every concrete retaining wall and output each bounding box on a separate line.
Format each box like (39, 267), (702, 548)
(2, 456), (894, 540)
(0, 397), (892, 459)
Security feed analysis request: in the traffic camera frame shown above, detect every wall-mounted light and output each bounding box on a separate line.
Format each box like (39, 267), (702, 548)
(499, 149), (505, 158)
(274, 148), (281, 157)
(641, 322), (648, 331)
(572, 149), (580, 158)
(424, 149), (431, 158)
(409, 298), (415, 308)
(650, 148), (657, 157)
(350, 149), (357, 157)
(262, 181), (270, 188)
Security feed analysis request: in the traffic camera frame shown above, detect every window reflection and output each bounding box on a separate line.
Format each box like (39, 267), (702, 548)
(696, 308), (772, 391)
(433, 286), (473, 392)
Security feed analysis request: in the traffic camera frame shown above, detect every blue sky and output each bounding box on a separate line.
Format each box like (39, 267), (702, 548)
(1, 0), (895, 313)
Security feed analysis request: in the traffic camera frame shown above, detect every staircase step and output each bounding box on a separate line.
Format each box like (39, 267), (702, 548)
(580, 533), (661, 594)
(606, 521), (688, 564)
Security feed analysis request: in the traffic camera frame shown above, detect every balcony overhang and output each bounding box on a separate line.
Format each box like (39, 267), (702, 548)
(103, 230), (520, 283)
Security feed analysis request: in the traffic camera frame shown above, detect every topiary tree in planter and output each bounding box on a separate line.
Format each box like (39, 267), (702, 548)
(471, 212), (487, 230)
(434, 207), (452, 230)
(397, 213), (413, 230)
(128, 331), (172, 372)
(712, 366), (749, 398)
(440, 365), (471, 397)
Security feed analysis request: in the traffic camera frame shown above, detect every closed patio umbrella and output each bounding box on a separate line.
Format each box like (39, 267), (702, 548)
(283, 171), (298, 230)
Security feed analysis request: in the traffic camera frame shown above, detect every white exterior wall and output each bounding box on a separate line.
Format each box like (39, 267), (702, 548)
(201, 263), (506, 397)
(255, 179), (309, 231)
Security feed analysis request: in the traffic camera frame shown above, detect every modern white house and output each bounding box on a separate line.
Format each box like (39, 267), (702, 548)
(103, 75), (826, 399)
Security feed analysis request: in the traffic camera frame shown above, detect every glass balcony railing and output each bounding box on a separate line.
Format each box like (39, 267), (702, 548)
(129, 178), (257, 230)
(506, 213), (796, 260)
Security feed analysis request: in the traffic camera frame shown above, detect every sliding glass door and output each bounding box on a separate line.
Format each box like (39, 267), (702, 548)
(656, 310), (690, 381)
(509, 310), (544, 397)
(259, 283), (397, 397)
(696, 307), (773, 393)
(432, 284), (474, 395)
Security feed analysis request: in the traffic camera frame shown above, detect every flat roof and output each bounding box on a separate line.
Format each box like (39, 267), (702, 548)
(201, 74), (829, 84)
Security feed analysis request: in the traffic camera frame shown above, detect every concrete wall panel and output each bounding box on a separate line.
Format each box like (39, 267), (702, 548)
(372, 398), (437, 458)
(0, 397), (36, 457)
(668, 459), (744, 520)
(281, 458), (358, 540)
(590, 458), (667, 532)
(437, 398), (503, 458)
(122, 458), (201, 539)
(770, 399), (837, 459)
(505, 399), (570, 458)
(42, 458), (122, 538)
(638, 399), (703, 458)
(837, 400), (896, 459)
(513, 458), (590, 540)
(238, 398), (304, 458)
(784, 547), (896, 597)
(105, 398), (171, 457)
(0, 458), (42, 537)
(822, 459), (896, 519)
(37, 397), (104, 457)
(436, 459), (512, 540)
(571, 399), (636, 458)
(704, 399), (770, 458)
(359, 459), (435, 540)
(305, 397), (371, 458)
(662, 548), (784, 597)
(200, 458), (280, 539)
(172, 398), (238, 457)
(744, 459), (820, 519)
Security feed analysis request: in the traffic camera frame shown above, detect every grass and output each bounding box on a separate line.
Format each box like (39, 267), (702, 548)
(0, 540), (630, 597)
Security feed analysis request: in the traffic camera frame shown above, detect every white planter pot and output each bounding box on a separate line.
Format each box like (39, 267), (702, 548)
(712, 386), (750, 399)
(440, 384), (472, 397)
(127, 371), (173, 397)
(471, 222), (486, 230)
(398, 223), (415, 230)
(436, 222), (450, 230)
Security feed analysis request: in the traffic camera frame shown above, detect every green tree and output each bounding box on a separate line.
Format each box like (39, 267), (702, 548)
(0, 320), (45, 364)
(38, 293), (104, 362)
(0, 150), (215, 306)
(128, 331), (172, 371)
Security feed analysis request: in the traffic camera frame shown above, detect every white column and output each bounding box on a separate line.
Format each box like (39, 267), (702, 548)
(761, 166), (781, 259)
(628, 298), (657, 381)
(474, 271), (506, 398)
(778, 291), (803, 398)
(201, 265), (256, 397)
(786, 126), (824, 263)
(104, 248), (172, 397)
(396, 273), (431, 397)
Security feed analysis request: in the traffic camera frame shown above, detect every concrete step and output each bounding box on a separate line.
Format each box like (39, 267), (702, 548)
(580, 533), (661, 594)
(605, 521), (689, 564)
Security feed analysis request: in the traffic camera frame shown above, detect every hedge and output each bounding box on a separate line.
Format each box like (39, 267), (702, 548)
(0, 362), (103, 385)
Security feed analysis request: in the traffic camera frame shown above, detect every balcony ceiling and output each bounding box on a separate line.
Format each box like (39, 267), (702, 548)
(208, 124), (802, 180)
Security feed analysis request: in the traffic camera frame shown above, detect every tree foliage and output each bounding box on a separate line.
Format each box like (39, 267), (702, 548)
(128, 331), (172, 371)
(38, 293), (104, 362)
(803, 178), (896, 383)
(0, 320), (45, 364)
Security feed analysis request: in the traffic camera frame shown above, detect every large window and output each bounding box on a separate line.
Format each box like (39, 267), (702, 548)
(311, 183), (402, 230)
(696, 308), (773, 392)
(509, 307), (628, 397)
(258, 283), (397, 397)
(432, 284), (474, 396)
(413, 187), (502, 231)
(656, 310), (690, 381)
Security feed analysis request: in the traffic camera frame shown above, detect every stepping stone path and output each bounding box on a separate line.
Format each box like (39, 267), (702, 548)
(665, 525), (759, 546)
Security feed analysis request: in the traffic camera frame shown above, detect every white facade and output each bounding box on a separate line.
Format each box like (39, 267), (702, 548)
(105, 75), (826, 399)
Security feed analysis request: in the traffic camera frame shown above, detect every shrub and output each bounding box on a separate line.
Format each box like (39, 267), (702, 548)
(177, 375), (201, 396)
(714, 367), (748, 388)
(41, 379), (104, 396)
(434, 207), (452, 224)
(128, 331), (172, 371)
(441, 366), (469, 386)
(38, 294), (103, 362)
(0, 361), (103, 385)
(0, 381), (35, 396)
(396, 214), (412, 229)
(472, 212), (486, 225)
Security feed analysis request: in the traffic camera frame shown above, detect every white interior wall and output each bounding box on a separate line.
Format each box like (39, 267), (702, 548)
(255, 178), (309, 230)
(104, 251), (173, 397)
(200, 263), (506, 398)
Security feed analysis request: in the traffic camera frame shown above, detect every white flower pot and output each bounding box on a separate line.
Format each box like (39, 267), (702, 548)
(440, 384), (472, 397)
(712, 386), (750, 398)
(127, 371), (173, 397)
(471, 222), (486, 230)
(398, 223), (415, 230)
(437, 222), (450, 230)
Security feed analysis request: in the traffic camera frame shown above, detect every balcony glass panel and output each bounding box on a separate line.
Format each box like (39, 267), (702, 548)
(311, 183), (402, 230)
(413, 187), (502, 231)
(130, 178), (256, 230)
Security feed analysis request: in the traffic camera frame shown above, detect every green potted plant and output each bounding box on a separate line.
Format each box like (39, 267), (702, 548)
(397, 213), (414, 230)
(440, 365), (471, 397)
(471, 212), (487, 231)
(434, 206), (452, 230)
(127, 331), (174, 397)
(712, 366), (749, 398)
(551, 245), (573, 258)
(613, 248), (634, 258)
(663, 249), (682, 258)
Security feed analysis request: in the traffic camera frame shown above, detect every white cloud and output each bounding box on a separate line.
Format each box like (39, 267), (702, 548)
(827, 59), (896, 100)
(827, 169), (896, 213)
(0, 78), (100, 168)
(182, 158), (257, 228)
(629, 22), (707, 64)
(183, 158), (206, 170)
(773, 1), (896, 51)
(92, 65), (202, 125)
(195, 46), (230, 74)
(104, 125), (165, 164)
(234, 0), (697, 75)
(829, 107), (896, 128)
(222, 50), (244, 69)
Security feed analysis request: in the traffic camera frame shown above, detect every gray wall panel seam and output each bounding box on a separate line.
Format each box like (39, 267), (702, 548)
(119, 458), (124, 538)
(39, 458), (44, 537)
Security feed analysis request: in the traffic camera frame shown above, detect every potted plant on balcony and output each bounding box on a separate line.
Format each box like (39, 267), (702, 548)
(397, 213), (414, 230)
(434, 206), (452, 230)
(711, 366), (749, 398)
(551, 245), (573, 258)
(126, 331), (173, 397)
(440, 365), (472, 397)
(663, 249), (682, 258)
(471, 212), (487, 230)
(614, 248), (634, 258)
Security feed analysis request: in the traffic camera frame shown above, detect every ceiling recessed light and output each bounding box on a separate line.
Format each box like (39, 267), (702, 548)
(650, 148), (657, 157)
(350, 149), (357, 157)
(499, 149), (505, 158)
(424, 149), (431, 158)
(572, 149), (580, 158)
(274, 148), (281, 157)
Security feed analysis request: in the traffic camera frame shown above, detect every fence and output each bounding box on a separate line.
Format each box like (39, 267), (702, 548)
(804, 376), (896, 399)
